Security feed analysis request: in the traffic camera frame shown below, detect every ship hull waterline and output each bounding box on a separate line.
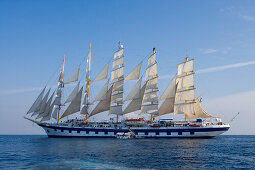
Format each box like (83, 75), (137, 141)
(38, 123), (230, 138)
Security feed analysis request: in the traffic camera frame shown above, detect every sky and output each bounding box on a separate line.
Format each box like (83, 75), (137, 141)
(0, 0), (255, 135)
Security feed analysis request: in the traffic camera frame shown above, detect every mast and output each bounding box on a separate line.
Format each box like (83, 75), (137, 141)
(57, 56), (65, 124)
(110, 43), (124, 122)
(140, 48), (159, 122)
(85, 44), (91, 122)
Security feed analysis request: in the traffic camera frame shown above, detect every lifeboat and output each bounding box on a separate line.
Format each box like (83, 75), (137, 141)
(189, 124), (201, 127)
(149, 124), (161, 127)
(125, 118), (145, 122)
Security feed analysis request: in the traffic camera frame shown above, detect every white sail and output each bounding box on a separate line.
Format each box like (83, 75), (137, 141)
(111, 92), (123, 104)
(186, 98), (212, 118)
(32, 89), (50, 116)
(89, 86), (113, 117)
(114, 47), (123, 59)
(41, 101), (54, 121)
(176, 74), (194, 90)
(175, 89), (195, 102)
(112, 57), (124, 69)
(93, 63), (109, 82)
(93, 80), (109, 102)
(60, 87), (83, 119)
(27, 87), (46, 114)
(109, 105), (122, 115)
(81, 46), (91, 117)
(159, 76), (177, 101)
(64, 82), (80, 104)
(142, 91), (159, 103)
(174, 102), (195, 115)
(124, 78), (142, 101)
(112, 79), (124, 93)
(125, 62), (142, 80)
(36, 91), (54, 119)
(145, 77), (158, 90)
(111, 67), (124, 81)
(145, 63), (157, 79)
(148, 53), (156, 65)
(65, 65), (80, 84)
(123, 84), (146, 114)
(139, 104), (158, 115)
(158, 97), (175, 116)
(177, 59), (193, 76)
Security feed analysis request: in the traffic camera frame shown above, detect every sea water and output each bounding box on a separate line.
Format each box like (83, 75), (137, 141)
(0, 135), (254, 169)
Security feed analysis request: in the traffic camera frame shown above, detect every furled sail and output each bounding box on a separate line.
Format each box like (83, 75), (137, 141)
(177, 59), (193, 76)
(110, 44), (124, 116)
(125, 62), (142, 80)
(65, 65), (80, 84)
(64, 82), (80, 104)
(60, 87), (83, 119)
(27, 87), (46, 114)
(93, 63), (109, 82)
(89, 86), (113, 117)
(93, 80), (109, 102)
(123, 84), (146, 114)
(32, 89), (50, 116)
(36, 90), (54, 119)
(124, 78), (142, 101)
(140, 48), (158, 116)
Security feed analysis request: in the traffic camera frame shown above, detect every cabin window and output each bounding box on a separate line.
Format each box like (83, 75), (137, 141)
(86, 131), (89, 134)
(95, 131), (98, 134)
(178, 132), (182, 135)
(145, 132), (148, 135)
(77, 131), (80, 133)
(167, 132), (171, 135)
(104, 131), (108, 135)
(190, 132), (195, 135)
(61, 129), (64, 132)
(156, 132), (159, 135)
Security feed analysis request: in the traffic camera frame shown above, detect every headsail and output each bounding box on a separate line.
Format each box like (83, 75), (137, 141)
(27, 87), (45, 114)
(32, 89), (51, 116)
(36, 90), (54, 120)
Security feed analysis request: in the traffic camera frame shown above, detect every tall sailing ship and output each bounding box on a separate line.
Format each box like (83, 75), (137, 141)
(25, 44), (230, 138)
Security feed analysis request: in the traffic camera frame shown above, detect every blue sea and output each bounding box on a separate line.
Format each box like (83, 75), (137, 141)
(0, 135), (254, 169)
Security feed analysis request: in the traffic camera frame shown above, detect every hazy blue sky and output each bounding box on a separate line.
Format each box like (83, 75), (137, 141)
(0, 0), (255, 135)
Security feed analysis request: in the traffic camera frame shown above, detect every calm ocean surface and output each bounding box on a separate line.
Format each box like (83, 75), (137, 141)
(0, 135), (254, 169)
